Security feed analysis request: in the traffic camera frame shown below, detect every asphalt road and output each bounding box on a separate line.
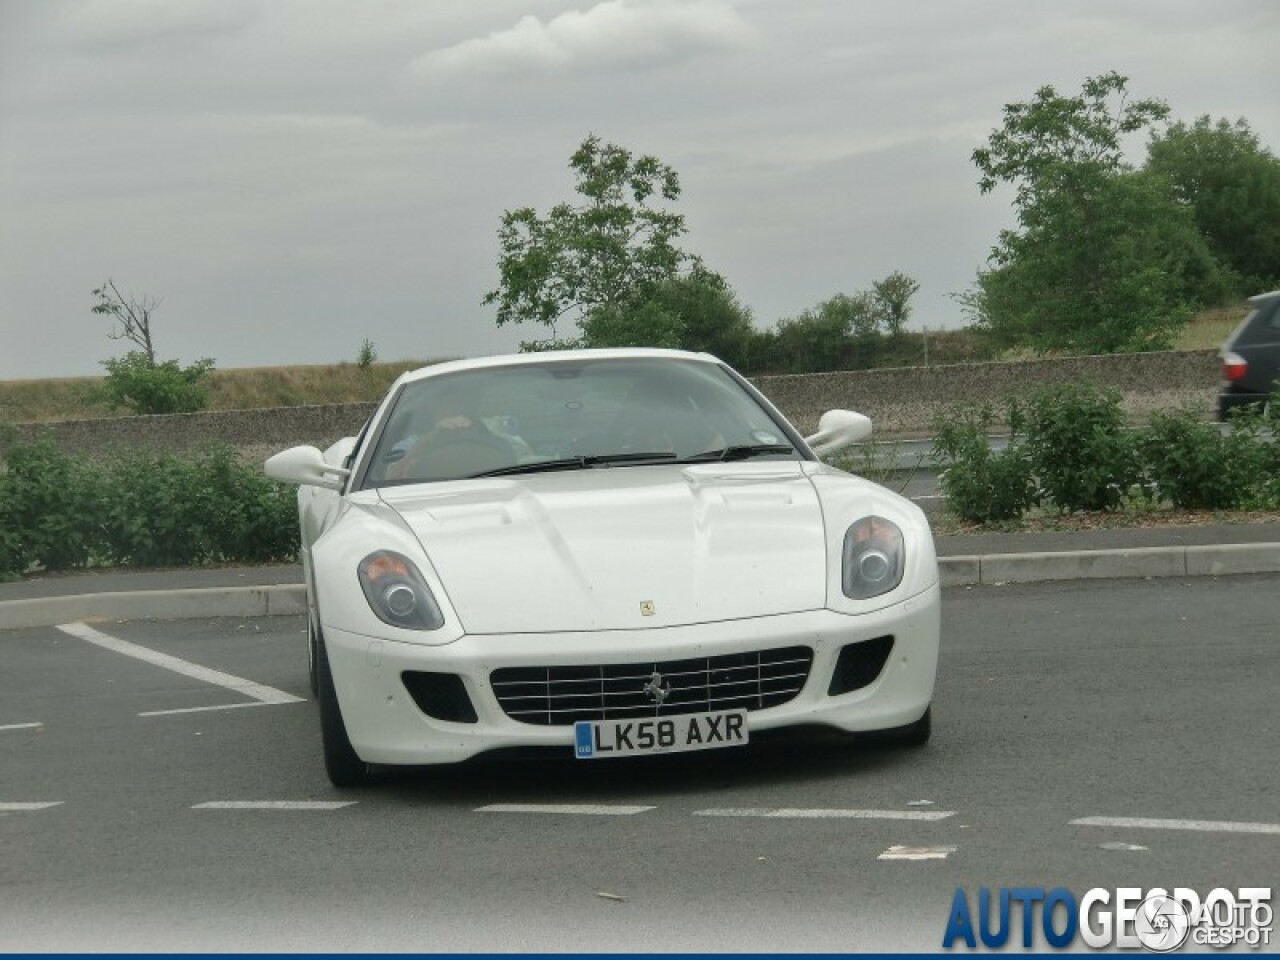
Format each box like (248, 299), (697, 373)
(2, 575), (1277, 952)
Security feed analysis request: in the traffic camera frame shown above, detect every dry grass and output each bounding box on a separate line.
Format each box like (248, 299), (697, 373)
(993, 301), (1251, 362)
(1171, 302), (1249, 351)
(0, 359), (450, 423)
(0, 302), (1254, 423)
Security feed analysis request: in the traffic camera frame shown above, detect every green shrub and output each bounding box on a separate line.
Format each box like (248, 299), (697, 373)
(199, 444), (300, 563)
(931, 402), (1037, 523)
(0, 435), (299, 579)
(1222, 407), (1280, 510)
(1143, 406), (1280, 511)
(0, 432), (101, 573)
(99, 448), (213, 566)
(98, 351), (215, 415)
(1142, 410), (1238, 509)
(1022, 381), (1139, 512)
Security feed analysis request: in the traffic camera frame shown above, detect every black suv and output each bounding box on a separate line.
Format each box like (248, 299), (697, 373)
(1219, 290), (1280, 419)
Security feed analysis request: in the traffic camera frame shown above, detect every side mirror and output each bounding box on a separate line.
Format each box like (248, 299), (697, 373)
(325, 436), (357, 467)
(265, 445), (351, 491)
(804, 409), (873, 457)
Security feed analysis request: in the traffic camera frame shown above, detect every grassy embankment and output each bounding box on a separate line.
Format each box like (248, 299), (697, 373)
(0, 304), (1247, 423)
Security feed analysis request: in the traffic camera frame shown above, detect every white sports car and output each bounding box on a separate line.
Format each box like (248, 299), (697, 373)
(266, 349), (939, 786)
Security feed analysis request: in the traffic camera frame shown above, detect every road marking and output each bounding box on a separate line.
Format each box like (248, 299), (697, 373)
(477, 804), (655, 816)
(0, 722), (43, 732)
(1072, 816), (1280, 836)
(57, 622), (304, 711)
(192, 801), (357, 810)
(879, 844), (957, 860)
(0, 802), (63, 812)
(139, 702), (294, 717)
(694, 808), (957, 821)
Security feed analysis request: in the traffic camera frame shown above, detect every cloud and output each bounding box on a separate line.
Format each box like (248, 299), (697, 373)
(409, 0), (757, 79)
(60, 0), (258, 51)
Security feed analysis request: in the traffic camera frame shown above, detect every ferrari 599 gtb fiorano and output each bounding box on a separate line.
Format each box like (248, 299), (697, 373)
(265, 349), (940, 786)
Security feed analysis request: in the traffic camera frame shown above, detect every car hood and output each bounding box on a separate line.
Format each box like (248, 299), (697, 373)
(378, 462), (828, 635)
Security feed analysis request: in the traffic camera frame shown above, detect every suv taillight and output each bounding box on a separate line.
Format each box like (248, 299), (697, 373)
(1222, 352), (1248, 382)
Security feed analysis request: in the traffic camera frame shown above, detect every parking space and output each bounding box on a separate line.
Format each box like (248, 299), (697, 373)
(1, 576), (1277, 950)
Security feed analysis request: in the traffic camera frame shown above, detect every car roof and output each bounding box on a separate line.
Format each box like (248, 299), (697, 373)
(393, 347), (721, 387)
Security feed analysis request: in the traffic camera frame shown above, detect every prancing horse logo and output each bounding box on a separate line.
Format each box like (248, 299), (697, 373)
(643, 671), (672, 707)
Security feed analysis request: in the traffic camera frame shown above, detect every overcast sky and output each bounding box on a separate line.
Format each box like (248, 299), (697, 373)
(1, 0), (1277, 379)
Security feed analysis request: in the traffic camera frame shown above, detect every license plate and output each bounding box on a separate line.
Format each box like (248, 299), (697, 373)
(574, 709), (748, 759)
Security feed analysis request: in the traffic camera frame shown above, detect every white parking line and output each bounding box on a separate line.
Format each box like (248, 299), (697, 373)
(57, 622), (304, 712)
(0, 802), (63, 812)
(694, 808), (957, 821)
(477, 804), (655, 816)
(0, 722), (43, 732)
(879, 845), (957, 860)
(139, 702), (286, 717)
(1071, 816), (1280, 835)
(192, 801), (357, 810)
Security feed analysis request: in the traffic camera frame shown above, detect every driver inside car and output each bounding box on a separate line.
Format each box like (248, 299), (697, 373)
(385, 384), (516, 482)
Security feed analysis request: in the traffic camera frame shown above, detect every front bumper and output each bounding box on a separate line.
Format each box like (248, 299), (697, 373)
(321, 583), (941, 766)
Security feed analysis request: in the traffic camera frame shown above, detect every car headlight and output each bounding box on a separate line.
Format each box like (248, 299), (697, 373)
(358, 550), (445, 630)
(841, 516), (905, 600)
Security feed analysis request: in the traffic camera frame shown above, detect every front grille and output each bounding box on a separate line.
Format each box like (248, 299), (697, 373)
(490, 646), (814, 726)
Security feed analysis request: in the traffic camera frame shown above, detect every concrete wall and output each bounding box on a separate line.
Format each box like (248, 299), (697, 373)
(755, 348), (1219, 436)
(10, 349), (1220, 458)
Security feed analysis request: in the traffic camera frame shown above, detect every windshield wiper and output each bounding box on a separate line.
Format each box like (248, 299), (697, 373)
(677, 443), (796, 463)
(469, 451), (677, 478)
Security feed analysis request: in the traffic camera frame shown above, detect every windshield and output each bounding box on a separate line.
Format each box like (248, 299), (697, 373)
(359, 357), (803, 488)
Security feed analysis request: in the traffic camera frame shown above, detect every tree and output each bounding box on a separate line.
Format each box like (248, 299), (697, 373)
(969, 72), (1218, 353)
(1146, 116), (1280, 292)
(771, 294), (872, 373)
(579, 266), (756, 366)
(872, 271), (920, 338)
(976, 170), (1223, 352)
(92, 280), (160, 364)
(484, 135), (697, 347)
(90, 280), (214, 415)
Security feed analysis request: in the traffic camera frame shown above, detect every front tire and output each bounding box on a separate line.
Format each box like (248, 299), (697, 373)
(315, 633), (373, 788)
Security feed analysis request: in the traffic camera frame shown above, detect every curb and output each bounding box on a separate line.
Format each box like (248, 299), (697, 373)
(0, 585), (306, 632)
(937, 542), (1280, 587)
(1, 543), (1278, 631)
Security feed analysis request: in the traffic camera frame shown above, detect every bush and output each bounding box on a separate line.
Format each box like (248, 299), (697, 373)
(1143, 406), (1280, 511)
(1022, 382), (1139, 511)
(200, 445), (300, 563)
(0, 432), (102, 573)
(99, 448), (214, 566)
(1142, 410), (1238, 509)
(0, 434), (299, 579)
(931, 402), (1037, 523)
(931, 383), (1278, 525)
(98, 351), (215, 415)
(1220, 407), (1280, 510)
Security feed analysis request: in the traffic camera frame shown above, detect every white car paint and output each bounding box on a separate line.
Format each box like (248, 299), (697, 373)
(266, 348), (940, 781)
